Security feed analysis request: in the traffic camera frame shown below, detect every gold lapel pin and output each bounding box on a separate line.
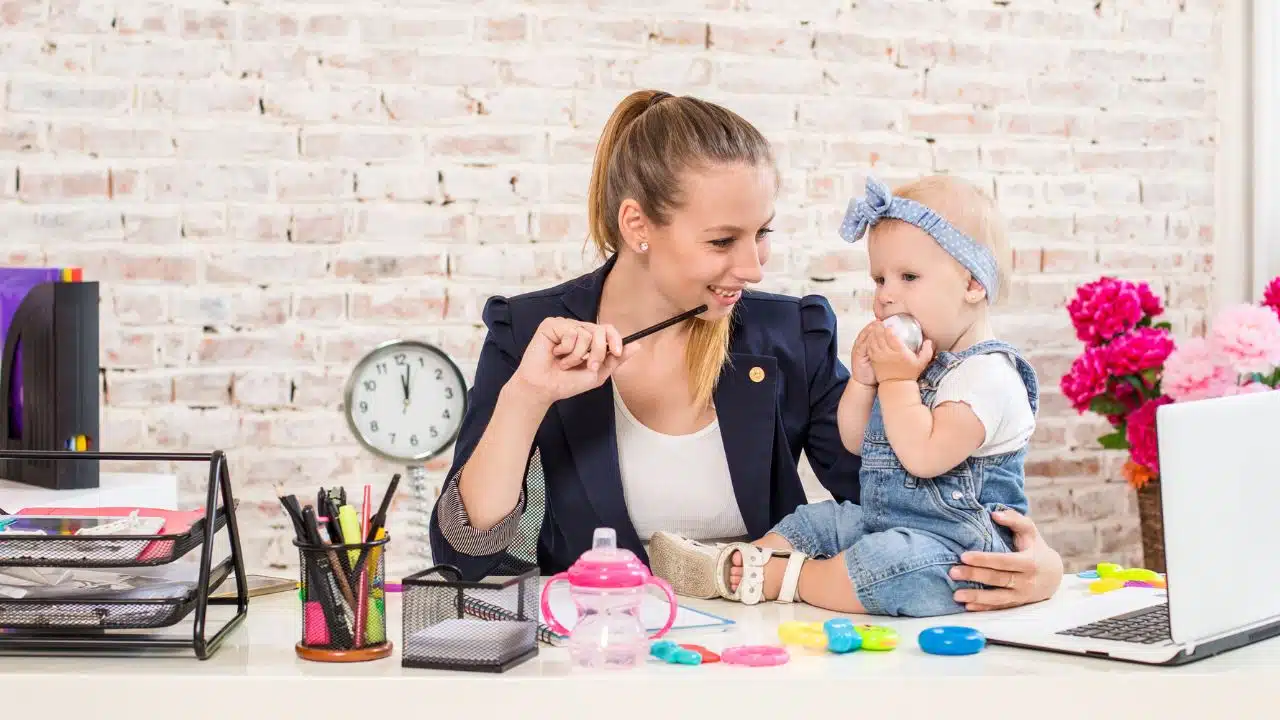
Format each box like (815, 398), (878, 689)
(749, 366), (765, 383)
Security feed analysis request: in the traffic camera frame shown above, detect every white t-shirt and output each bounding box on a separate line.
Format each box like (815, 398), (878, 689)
(929, 352), (1036, 456)
(612, 384), (748, 544)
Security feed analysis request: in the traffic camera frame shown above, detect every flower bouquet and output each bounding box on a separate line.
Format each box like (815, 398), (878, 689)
(1060, 277), (1175, 570)
(1060, 275), (1280, 572)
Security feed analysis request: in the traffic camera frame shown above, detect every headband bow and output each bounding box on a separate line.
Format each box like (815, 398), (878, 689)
(838, 176), (1000, 303)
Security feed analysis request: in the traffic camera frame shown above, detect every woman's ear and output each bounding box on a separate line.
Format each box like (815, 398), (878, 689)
(617, 199), (649, 254)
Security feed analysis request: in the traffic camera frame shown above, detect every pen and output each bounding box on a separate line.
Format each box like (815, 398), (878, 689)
(347, 474), (401, 590)
(354, 484), (372, 647)
(621, 305), (708, 345)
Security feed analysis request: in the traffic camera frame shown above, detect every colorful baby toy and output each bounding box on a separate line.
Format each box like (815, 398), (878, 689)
(1081, 562), (1166, 594)
(917, 626), (986, 656)
(777, 619), (899, 653)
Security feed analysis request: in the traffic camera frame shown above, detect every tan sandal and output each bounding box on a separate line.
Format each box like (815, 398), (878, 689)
(648, 532), (808, 605)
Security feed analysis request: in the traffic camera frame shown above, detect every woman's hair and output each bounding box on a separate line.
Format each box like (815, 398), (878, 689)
(892, 175), (1012, 306)
(586, 89), (776, 410)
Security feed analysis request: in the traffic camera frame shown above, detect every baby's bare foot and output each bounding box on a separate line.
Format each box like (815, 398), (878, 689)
(728, 551), (744, 590)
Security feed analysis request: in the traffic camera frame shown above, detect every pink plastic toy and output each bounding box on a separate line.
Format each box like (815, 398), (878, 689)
(721, 645), (790, 666)
(541, 528), (678, 670)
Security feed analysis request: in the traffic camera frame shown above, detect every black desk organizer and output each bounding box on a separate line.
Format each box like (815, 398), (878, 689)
(0, 449), (249, 660)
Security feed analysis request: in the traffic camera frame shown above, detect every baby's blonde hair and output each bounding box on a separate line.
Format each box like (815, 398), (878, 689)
(891, 175), (1012, 306)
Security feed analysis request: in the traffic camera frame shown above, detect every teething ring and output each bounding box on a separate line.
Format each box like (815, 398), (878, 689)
(721, 644), (790, 667)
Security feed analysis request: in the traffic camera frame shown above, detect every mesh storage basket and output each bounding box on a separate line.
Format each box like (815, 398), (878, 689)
(294, 534), (392, 663)
(401, 565), (539, 672)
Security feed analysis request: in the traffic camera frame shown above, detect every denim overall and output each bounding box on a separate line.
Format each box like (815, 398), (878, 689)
(771, 340), (1039, 617)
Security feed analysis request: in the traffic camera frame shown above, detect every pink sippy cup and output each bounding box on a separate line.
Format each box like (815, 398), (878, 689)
(540, 527), (678, 669)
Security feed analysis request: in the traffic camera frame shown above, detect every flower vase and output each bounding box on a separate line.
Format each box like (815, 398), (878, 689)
(1135, 480), (1166, 574)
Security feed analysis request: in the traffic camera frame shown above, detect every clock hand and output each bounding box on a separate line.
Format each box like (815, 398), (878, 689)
(400, 367), (410, 405)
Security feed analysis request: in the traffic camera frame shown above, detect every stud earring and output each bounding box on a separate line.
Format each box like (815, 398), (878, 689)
(639, 242), (649, 253)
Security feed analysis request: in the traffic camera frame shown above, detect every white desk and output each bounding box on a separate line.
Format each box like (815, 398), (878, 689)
(0, 577), (1273, 718)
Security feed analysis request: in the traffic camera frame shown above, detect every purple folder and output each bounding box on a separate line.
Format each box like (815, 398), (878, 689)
(0, 268), (65, 436)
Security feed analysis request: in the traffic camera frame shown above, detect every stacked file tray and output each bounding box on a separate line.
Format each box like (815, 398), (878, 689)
(0, 449), (249, 660)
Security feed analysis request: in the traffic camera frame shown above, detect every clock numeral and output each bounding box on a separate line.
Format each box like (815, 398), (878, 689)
(370, 421), (379, 433)
(389, 433), (396, 444)
(364, 380), (376, 391)
(410, 434), (418, 446)
(430, 426), (438, 438)
(376, 362), (389, 375)
(395, 352), (407, 366)
(418, 357), (425, 366)
(442, 409), (451, 420)
(444, 387), (453, 399)
(359, 401), (368, 413)
(434, 368), (443, 380)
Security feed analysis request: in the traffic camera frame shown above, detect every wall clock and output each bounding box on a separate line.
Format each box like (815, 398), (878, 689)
(343, 339), (468, 466)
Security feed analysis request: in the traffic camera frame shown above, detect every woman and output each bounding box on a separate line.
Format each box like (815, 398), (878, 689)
(428, 89), (1063, 612)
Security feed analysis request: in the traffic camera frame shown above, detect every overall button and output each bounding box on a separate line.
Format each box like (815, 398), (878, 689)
(951, 490), (964, 500)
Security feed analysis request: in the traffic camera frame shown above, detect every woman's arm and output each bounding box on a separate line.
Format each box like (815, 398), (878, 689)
(429, 297), (540, 579)
(949, 509), (1065, 610)
(798, 296), (864, 503)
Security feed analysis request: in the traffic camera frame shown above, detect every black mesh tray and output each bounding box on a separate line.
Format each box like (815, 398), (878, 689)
(0, 502), (234, 568)
(0, 557), (234, 631)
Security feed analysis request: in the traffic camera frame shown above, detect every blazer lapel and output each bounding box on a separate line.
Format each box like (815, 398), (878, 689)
(714, 353), (779, 538)
(553, 255), (645, 550)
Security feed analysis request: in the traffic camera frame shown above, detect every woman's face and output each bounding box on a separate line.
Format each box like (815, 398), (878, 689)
(643, 163), (776, 321)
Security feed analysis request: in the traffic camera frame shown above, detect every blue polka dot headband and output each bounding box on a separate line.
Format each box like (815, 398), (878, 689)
(838, 176), (1000, 303)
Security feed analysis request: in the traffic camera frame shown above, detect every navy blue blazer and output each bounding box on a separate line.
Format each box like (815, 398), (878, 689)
(428, 255), (864, 580)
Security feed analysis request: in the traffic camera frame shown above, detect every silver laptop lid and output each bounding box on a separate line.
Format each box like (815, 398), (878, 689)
(1157, 389), (1280, 646)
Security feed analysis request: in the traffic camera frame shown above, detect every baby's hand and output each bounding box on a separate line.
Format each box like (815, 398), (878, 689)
(868, 322), (933, 382)
(850, 322), (878, 387)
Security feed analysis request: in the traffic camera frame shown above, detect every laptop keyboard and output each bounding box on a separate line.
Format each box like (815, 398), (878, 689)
(1056, 603), (1171, 644)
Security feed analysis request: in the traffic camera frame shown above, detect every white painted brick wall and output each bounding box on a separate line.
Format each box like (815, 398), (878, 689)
(0, 0), (1224, 576)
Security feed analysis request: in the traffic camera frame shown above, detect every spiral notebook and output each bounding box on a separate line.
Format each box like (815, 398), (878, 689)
(463, 584), (735, 647)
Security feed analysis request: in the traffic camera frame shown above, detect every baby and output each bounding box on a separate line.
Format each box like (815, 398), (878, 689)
(649, 174), (1038, 617)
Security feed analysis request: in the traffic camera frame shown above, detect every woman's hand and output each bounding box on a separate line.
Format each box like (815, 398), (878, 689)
(949, 508), (1065, 611)
(867, 322), (933, 383)
(510, 317), (640, 406)
(850, 322), (878, 387)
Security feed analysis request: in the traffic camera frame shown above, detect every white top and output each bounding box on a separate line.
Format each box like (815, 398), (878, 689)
(930, 352), (1036, 456)
(612, 384), (747, 544)
(4, 577), (1275, 716)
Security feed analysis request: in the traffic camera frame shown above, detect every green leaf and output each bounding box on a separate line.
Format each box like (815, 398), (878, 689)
(1097, 430), (1129, 450)
(1123, 375), (1148, 395)
(1153, 321), (1173, 331)
(1089, 395), (1128, 416)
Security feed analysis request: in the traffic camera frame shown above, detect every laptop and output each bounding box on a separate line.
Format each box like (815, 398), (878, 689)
(980, 389), (1280, 665)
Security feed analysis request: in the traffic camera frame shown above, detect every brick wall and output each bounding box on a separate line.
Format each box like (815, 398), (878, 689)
(0, 0), (1223, 575)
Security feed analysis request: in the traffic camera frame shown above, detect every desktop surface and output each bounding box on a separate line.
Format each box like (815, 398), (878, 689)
(0, 576), (1272, 716)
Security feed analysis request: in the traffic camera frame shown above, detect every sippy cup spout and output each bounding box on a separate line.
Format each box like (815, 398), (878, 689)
(592, 527), (617, 551)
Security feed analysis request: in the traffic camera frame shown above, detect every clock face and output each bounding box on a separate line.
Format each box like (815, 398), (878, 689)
(344, 340), (468, 462)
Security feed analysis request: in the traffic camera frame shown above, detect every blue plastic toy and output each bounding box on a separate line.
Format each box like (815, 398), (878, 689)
(918, 626), (986, 656)
(650, 639), (702, 665)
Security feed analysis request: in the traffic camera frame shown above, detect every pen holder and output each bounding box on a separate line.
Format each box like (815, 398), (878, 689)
(400, 565), (539, 673)
(293, 535), (392, 663)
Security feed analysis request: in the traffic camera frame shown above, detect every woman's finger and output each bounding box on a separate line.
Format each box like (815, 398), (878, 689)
(954, 587), (1021, 608)
(588, 324), (608, 370)
(603, 324), (623, 357)
(958, 548), (1034, 573)
(991, 508), (1040, 538)
(559, 326), (593, 369)
(950, 564), (1022, 588)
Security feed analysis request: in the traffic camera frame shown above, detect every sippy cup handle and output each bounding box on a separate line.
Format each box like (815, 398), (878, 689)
(645, 575), (678, 639)
(539, 571), (572, 637)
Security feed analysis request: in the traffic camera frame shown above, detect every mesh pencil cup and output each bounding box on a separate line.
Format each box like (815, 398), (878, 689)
(293, 534), (392, 663)
(401, 565), (539, 673)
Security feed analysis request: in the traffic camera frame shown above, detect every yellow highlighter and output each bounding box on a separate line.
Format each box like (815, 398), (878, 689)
(365, 527), (388, 644)
(337, 504), (362, 565)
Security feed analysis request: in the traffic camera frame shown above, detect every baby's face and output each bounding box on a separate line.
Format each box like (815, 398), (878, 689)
(867, 220), (975, 348)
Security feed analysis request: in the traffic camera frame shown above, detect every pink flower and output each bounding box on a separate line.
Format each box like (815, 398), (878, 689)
(1126, 396), (1172, 476)
(1263, 276), (1280, 321)
(1066, 277), (1162, 346)
(1208, 303), (1280, 374)
(1060, 346), (1110, 413)
(1161, 337), (1238, 401)
(1230, 382), (1272, 395)
(1104, 327), (1175, 378)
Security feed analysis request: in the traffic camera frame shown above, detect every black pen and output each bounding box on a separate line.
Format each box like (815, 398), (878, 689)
(622, 305), (708, 345)
(347, 474), (401, 587)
